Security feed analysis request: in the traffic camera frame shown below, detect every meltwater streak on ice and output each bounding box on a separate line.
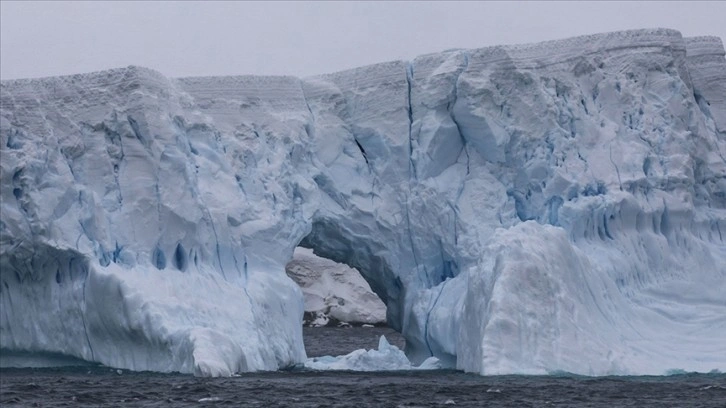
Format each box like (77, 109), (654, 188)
(1, 28), (726, 376)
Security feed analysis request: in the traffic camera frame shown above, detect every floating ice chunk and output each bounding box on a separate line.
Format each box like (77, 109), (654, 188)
(198, 397), (221, 402)
(416, 356), (443, 370)
(304, 335), (441, 371)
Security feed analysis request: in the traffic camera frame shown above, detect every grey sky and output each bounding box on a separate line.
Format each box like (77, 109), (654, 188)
(2, 1), (725, 80)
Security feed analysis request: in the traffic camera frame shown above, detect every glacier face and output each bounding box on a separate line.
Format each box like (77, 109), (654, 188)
(1, 28), (725, 376)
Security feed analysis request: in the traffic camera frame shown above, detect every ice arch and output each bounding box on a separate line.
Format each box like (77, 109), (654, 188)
(297, 220), (403, 328)
(2, 29), (726, 376)
(297, 214), (464, 367)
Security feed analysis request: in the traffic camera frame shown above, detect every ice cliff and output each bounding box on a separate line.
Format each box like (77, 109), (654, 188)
(1, 28), (725, 376)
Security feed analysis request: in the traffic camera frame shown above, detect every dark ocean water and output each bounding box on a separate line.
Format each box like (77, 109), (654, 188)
(1, 327), (725, 407)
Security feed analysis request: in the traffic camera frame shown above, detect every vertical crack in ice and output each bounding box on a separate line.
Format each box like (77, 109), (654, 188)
(353, 137), (369, 165)
(80, 261), (95, 361)
(447, 202), (459, 246)
(237, 253), (263, 361)
(449, 52), (472, 205)
(437, 238), (456, 280)
(609, 142), (623, 191)
(128, 114), (164, 243)
(154, 177), (163, 238)
(404, 201), (424, 286)
(406, 61), (416, 179)
(299, 79), (316, 126)
(209, 219), (227, 281)
(59, 139), (79, 182)
(127, 116), (149, 152)
(74, 232), (83, 251)
(424, 278), (448, 357)
(403, 61), (428, 285)
(173, 119), (229, 281)
(243, 255), (250, 286)
(186, 130), (227, 279)
(232, 251), (253, 307)
(102, 121), (125, 206)
(76, 192), (94, 243)
(349, 132), (372, 175)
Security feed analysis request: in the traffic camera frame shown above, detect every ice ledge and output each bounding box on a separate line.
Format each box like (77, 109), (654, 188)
(0, 65), (177, 109)
(1, 65), (169, 90)
(2, 29), (722, 87)
(685, 36), (726, 57)
(465, 28), (690, 69)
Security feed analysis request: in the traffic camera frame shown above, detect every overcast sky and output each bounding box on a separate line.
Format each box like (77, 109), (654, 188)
(2, 1), (725, 80)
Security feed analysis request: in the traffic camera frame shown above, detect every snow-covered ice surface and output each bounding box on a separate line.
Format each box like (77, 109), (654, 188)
(304, 335), (441, 371)
(1, 28), (725, 376)
(286, 247), (386, 326)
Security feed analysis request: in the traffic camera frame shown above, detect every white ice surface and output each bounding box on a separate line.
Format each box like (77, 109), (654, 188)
(286, 247), (386, 326)
(1, 28), (725, 376)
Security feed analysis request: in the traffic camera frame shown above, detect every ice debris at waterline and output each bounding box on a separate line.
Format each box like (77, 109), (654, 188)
(304, 336), (441, 371)
(1, 28), (725, 377)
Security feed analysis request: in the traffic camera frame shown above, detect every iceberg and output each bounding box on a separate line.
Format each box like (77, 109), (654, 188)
(1, 28), (725, 376)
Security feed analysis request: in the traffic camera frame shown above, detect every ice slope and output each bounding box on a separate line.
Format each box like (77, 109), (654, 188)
(1, 28), (725, 376)
(285, 247), (386, 326)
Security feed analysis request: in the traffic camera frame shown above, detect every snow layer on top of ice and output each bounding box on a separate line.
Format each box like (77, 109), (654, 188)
(1, 28), (725, 376)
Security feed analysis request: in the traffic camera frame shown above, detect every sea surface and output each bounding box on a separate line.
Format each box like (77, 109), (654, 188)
(1, 326), (725, 407)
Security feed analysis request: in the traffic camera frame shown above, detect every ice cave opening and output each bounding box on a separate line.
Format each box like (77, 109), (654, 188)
(284, 220), (411, 361)
(292, 219), (405, 332)
(285, 246), (410, 360)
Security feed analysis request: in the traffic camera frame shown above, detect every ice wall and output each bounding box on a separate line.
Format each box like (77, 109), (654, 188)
(0, 70), (310, 375)
(1, 28), (725, 376)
